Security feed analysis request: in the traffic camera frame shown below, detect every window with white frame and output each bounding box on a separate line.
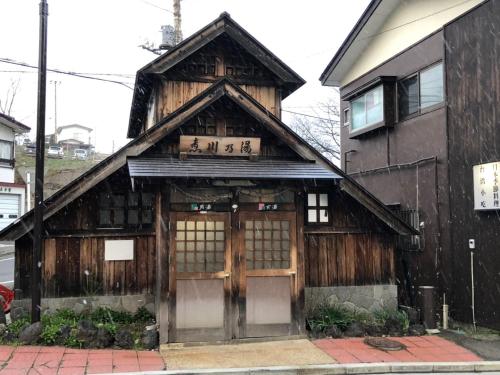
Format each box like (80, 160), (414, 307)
(307, 193), (329, 224)
(0, 141), (13, 162)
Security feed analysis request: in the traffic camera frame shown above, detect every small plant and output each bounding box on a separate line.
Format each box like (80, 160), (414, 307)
(7, 317), (30, 337)
(306, 303), (356, 334)
(373, 308), (410, 332)
(134, 307), (154, 323)
(90, 307), (134, 324)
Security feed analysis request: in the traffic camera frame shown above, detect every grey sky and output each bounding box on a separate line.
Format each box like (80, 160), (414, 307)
(0, 0), (369, 153)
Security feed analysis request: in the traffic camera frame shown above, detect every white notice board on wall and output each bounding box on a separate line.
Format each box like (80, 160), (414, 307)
(105, 240), (134, 261)
(473, 161), (500, 210)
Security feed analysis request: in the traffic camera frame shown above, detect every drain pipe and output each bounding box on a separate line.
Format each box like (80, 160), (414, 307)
(442, 293), (449, 330)
(471, 251), (477, 332)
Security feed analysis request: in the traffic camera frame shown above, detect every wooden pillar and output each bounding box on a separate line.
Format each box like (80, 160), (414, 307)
(295, 191), (306, 334)
(155, 187), (170, 344)
(230, 190), (243, 339)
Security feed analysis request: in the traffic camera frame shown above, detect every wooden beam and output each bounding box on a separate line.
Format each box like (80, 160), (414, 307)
(156, 188), (170, 344)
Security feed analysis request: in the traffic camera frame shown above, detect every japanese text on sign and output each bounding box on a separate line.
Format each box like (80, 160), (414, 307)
(473, 161), (500, 210)
(179, 136), (261, 156)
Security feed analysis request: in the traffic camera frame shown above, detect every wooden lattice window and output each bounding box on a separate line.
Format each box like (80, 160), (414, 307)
(245, 220), (291, 270)
(225, 117), (257, 137)
(175, 220), (225, 272)
(307, 193), (330, 224)
(179, 55), (216, 76)
(98, 192), (154, 229)
(184, 116), (216, 136)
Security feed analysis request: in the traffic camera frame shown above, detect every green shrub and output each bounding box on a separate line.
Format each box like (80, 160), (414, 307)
(373, 308), (410, 331)
(306, 303), (356, 333)
(90, 307), (134, 324)
(7, 317), (30, 337)
(134, 307), (154, 323)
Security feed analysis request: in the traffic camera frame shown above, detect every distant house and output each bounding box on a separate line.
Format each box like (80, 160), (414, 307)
(0, 113), (30, 230)
(55, 124), (93, 151)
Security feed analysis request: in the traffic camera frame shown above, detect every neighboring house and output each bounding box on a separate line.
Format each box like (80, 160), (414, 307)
(320, 0), (499, 329)
(0, 113), (29, 230)
(55, 124), (93, 151)
(0, 13), (415, 344)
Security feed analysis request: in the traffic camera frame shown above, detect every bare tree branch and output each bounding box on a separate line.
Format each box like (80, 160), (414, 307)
(289, 97), (341, 162)
(0, 78), (20, 116)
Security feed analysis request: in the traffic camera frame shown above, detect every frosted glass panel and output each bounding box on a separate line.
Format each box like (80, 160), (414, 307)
(420, 63), (443, 109)
(319, 209), (329, 223)
(247, 277), (291, 325)
(176, 279), (224, 329)
(319, 194), (328, 206)
(307, 193), (317, 206)
(308, 209), (317, 223)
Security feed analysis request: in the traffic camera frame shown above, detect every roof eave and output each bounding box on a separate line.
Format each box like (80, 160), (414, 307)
(319, 0), (382, 86)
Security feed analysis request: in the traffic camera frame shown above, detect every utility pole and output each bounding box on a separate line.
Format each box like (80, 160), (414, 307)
(32, 0), (48, 323)
(49, 80), (60, 137)
(173, 0), (182, 44)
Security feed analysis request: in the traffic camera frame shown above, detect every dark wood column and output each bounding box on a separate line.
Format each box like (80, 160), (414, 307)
(155, 187), (170, 343)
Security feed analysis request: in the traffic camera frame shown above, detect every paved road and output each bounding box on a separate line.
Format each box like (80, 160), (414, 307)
(0, 242), (14, 289)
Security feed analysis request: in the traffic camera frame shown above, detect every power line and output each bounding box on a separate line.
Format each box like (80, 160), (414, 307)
(0, 58), (134, 89)
(138, 0), (173, 13)
(282, 109), (339, 123)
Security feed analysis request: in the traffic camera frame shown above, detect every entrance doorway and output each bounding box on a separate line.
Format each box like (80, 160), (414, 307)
(168, 210), (298, 342)
(240, 211), (297, 337)
(169, 212), (231, 342)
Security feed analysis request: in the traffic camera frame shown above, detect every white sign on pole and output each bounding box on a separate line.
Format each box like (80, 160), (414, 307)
(473, 161), (500, 210)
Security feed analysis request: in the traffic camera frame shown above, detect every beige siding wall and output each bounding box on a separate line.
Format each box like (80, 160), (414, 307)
(341, 0), (483, 86)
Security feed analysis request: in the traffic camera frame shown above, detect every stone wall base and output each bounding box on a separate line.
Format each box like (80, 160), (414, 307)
(305, 284), (397, 315)
(12, 294), (155, 316)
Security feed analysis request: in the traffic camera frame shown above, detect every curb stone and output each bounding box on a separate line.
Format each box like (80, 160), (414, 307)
(110, 361), (500, 375)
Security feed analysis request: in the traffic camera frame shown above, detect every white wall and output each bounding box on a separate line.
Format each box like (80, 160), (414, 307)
(0, 124), (15, 142)
(341, 0), (484, 86)
(57, 127), (91, 144)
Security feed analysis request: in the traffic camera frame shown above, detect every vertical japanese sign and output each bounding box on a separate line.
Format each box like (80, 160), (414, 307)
(179, 136), (261, 156)
(473, 161), (500, 210)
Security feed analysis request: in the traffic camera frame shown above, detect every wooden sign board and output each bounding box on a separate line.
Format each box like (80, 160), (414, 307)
(179, 135), (261, 156)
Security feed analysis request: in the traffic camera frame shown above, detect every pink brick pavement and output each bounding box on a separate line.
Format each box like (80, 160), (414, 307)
(314, 335), (483, 363)
(0, 346), (165, 374)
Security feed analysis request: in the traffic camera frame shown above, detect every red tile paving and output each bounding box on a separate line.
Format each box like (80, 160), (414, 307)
(314, 336), (483, 364)
(0, 345), (165, 374)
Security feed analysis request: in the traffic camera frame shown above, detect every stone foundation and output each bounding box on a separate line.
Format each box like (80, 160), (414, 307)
(305, 284), (397, 314)
(12, 294), (155, 316)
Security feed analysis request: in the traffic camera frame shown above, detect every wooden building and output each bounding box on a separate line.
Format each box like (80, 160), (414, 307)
(0, 13), (415, 343)
(320, 0), (500, 329)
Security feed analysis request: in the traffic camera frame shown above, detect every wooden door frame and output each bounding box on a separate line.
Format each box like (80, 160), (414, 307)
(167, 211), (232, 342)
(237, 210), (300, 337)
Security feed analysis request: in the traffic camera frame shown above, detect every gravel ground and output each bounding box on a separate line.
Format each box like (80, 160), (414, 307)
(440, 330), (500, 361)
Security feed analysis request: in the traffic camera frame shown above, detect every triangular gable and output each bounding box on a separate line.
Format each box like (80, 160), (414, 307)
(0, 78), (416, 241)
(128, 12), (305, 138)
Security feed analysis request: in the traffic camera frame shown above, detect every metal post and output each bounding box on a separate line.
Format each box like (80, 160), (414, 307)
(32, 0), (48, 323)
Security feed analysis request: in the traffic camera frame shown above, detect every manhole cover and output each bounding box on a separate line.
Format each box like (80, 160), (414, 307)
(364, 337), (406, 351)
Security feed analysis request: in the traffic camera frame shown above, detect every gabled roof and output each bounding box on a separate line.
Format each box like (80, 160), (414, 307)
(56, 124), (93, 133)
(128, 12), (305, 138)
(319, 0), (388, 86)
(0, 113), (31, 134)
(0, 77), (416, 241)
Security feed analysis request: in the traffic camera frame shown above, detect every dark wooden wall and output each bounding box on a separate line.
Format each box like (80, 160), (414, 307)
(15, 234), (156, 298)
(305, 233), (394, 287)
(304, 188), (396, 287)
(445, 0), (500, 329)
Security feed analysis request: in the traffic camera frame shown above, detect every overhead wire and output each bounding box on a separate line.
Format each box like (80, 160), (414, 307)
(0, 58), (135, 89)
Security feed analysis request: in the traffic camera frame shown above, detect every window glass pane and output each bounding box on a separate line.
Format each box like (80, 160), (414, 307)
(319, 194), (328, 207)
(99, 193), (111, 208)
(351, 95), (366, 130)
(113, 209), (125, 225)
(99, 210), (111, 225)
(343, 108), (350, 125)
(112, 195), (125, 207)
(142, 210), (153, 224)
(142, 193), (154, 207)
(128, 209), (139, 225)
(307, 193), (317, 207)
(0, 142), (12, 160)
(319, 209), (329, 223)
(365, 85), (384, 125)
(128, 192), (139, 207)
(307, 209), (317, 223)
(420, 63), (443, 109)
(398, 75), (419, 118)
